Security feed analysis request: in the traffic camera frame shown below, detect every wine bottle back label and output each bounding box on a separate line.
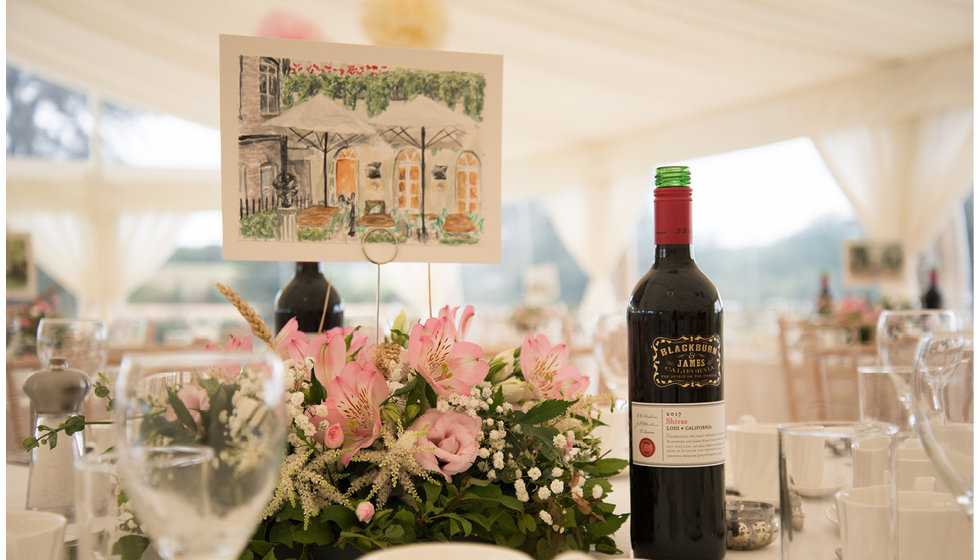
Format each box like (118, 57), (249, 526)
(651, 335), (722, 388)
(630, 401), (726, 467)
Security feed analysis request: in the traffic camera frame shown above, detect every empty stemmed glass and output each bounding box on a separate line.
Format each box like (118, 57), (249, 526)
(876, 309), (957, 367)
(911, 331), (973, 518)
(36, 318), (108, 374)
(114, 350), (287, 560)
(593, 313), (629, 408)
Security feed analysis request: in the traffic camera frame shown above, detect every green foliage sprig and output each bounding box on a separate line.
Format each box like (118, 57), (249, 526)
(22, 373), (114, 452)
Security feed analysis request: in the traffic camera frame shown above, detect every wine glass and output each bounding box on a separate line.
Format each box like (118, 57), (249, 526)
(115, 350), (287, 560)
(593, 313), (629, 407)
(911, 331), (973, 517)
(876, 309), (957, 367)
(36, 318), (108, 374)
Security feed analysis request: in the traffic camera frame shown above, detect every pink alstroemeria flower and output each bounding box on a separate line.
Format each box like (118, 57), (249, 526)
(272, 318), (310, 363)
(164, 385), (210, 434)
(319, 361), (388, 465)
(204, 336), (254, 381)
(519, 334), (589, 400)
(307, 326), (374, 387)
(405, 313), (488, 396)
(437, 305), (476, 341)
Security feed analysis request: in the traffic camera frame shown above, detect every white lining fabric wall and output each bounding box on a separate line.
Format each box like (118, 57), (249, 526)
(813, 108), (974, 310)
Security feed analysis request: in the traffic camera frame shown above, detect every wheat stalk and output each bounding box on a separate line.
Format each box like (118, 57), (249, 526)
(215, 282), (273, 345)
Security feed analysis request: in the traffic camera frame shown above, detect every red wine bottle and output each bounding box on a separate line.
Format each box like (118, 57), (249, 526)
(274, 262), (344, 334)
(816, 272), (834, 316)
(627, 166), (725, 559)
(921, 268), (943, 309)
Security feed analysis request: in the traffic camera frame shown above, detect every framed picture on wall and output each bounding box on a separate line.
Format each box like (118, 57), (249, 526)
(6, 232), (37, 300)
(843, 240), (904, 286)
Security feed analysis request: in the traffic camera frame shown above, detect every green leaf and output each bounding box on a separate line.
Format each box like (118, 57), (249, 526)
(518, 399), (574, 425)
(269, 519), (294, 546)
(22, 436), (38, 451)
(580, 457), (628, 477)
(435, 513), (471, 535)
(113, 534), (150, 560)
(308, 367), (328, 403)
(166, 388), (199, 433)
(423, 481), (442, 508)
(63, 415), (87, 435)
(292, 523), (333, 545)
(521, 425), (560, 461)
(317, 504), (357, 528)
(246, 540), (275, 557)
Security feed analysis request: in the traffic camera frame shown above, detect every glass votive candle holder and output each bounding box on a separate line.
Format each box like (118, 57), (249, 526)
(726, 499), (778, 550)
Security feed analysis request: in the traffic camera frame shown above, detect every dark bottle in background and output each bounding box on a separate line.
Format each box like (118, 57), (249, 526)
(816, 271), (834, 316)
(274, 262), (344, 334)
(921, 267), (943, 309)
(627, 165), (726, 559)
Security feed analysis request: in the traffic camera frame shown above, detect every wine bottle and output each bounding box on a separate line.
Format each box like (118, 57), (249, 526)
(274, 262), (344, 334)
(921, 267), (943, 309)
(627, 166), (726, 559)
(816, 272), (834, 316)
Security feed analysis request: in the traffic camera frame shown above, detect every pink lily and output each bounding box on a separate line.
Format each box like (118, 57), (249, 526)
(204, 336), (254, 381)
(437, 305), (476, 341)
(272, 318), (310, 363)
(307, 326), (375, 386)
(519, 334), (589, 400)
(406, 314), (488, 396)
(319, 360), (388, 465)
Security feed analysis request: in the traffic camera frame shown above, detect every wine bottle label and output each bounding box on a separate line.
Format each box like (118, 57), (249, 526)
(650, 335), (722, 388)
(630, 401), (726, 467)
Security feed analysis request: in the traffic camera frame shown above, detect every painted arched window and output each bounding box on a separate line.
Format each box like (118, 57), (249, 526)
(396, 149), (421, 211)
(455, 151), (481, 214)
(335, 148), (358, 200)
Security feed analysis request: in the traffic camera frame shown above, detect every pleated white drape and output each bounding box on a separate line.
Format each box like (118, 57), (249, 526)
(6, 210), (188, 320)
(544, 172), (647, 326)
(812, 108), (973, 310)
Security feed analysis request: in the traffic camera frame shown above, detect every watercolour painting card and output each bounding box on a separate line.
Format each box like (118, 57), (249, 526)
(219, 35), (502, 263)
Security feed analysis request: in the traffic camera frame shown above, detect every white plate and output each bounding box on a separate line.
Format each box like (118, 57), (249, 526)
(362, 543), (532, 560)
(793, 473), (848, 498)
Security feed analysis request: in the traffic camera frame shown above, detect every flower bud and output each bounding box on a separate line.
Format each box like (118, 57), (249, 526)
(381, 402), (402, 427)
(404, 403), (422, 425)
(486, 349), (517, 383)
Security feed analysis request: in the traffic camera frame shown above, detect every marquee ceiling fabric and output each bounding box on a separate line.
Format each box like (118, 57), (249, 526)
(6, 0), (973, 169)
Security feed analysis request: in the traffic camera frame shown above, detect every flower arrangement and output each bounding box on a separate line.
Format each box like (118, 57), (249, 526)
(224, 282), (628, 559)
(6, 289), (59, 358)
(835, 295), (876, 326)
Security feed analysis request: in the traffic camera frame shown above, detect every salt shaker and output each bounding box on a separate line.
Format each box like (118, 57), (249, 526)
(23, 357), (91, 520)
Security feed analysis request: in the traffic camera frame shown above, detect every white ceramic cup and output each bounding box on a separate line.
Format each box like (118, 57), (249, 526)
(836, 485), (899, 560)
(898, 488), (973, 560)
(897, 442), (943, 492)
(6, 510), (67, 560)
(782, 431), (825, 490)
(853, 434), (894, 487)
(727, 418), (779, 500)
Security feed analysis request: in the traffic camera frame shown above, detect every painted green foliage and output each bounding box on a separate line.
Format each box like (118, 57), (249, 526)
(281, 67), (487, 120)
